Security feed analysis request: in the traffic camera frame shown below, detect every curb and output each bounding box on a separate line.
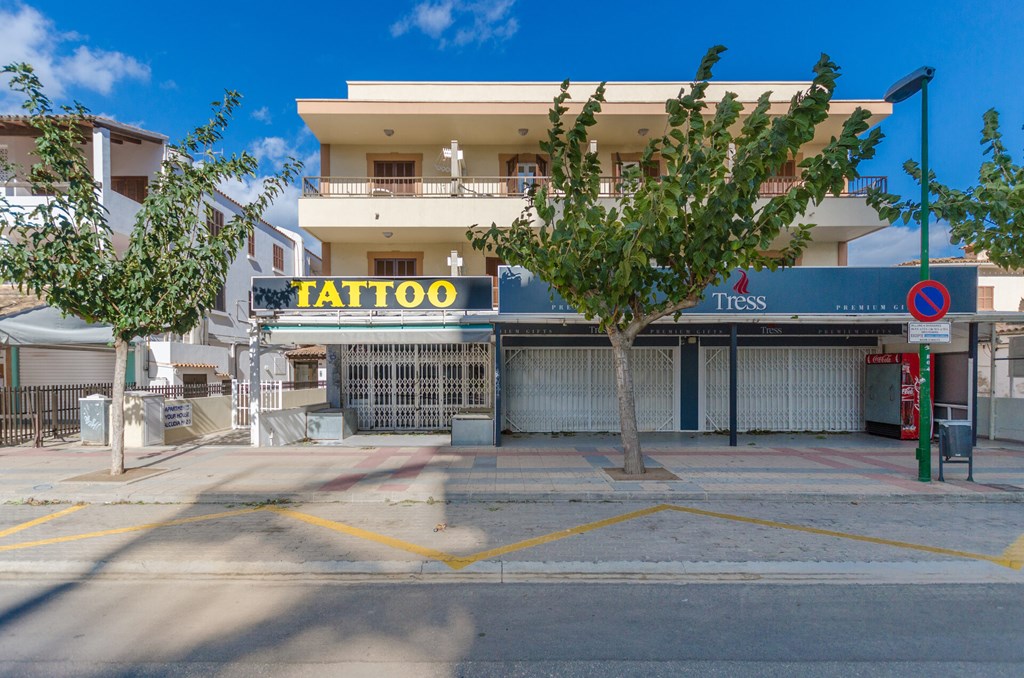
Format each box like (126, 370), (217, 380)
(4, 490), (1024, 505)
(0, 559), (1018, 584)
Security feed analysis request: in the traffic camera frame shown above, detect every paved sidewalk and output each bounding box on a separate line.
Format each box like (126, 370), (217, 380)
(2, 431), (1022, 504)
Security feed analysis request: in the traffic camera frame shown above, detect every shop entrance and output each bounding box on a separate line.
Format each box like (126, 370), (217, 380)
(339, 343), (492, 431)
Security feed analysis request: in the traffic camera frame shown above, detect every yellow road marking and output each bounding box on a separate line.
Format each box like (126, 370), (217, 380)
(664, 505), (1022, 571)
(268, 506), (455, 564)
(1, 502), (1020, 572)
(449, 505), (669, 569)
(0, 504), (87, 539)
(0, 507), (263, 553)
(271, 504), (668, 570)
(1002, 534), (1024, 569)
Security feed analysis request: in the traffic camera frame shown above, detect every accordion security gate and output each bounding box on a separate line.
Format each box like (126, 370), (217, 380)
(339, 343), (492, 431)
(702, 346), (876, 432)
(502, 347), (679, 433)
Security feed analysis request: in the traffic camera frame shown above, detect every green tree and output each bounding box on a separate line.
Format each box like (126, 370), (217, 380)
(870, 108), (1024, 269)
(0, 63), (300, 474)
(469, 47), (882, 475)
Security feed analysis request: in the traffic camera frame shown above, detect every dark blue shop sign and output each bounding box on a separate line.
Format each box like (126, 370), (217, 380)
(500, 323), (905, 337)
(497, 266), (978, 316)
(252, 276), (494, 312)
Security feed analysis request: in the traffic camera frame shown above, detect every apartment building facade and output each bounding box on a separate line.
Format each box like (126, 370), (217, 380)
(282, 80), (984, 438)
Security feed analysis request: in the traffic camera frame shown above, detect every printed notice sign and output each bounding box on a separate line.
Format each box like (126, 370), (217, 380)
(908, 321), (951, 344)
(164, 402), (193, 429)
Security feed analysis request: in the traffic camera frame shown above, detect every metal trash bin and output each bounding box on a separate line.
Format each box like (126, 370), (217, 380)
(938, 420), (973, 482)
(79, 394), (111, 445)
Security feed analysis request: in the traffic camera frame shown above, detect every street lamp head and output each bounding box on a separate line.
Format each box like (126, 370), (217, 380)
(884, 66), (936, 103)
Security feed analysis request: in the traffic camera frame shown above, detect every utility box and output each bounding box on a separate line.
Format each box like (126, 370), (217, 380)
(451, 411), (494, 446)
(938, 420), (974, 482)
(79, 394), (111, 445)
(124, 391), (165, 447)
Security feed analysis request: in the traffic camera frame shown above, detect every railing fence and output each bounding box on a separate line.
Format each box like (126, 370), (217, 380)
(0, 380), (323, 446)
(231, 380), (285, 429)
(302, 175), (888, 198)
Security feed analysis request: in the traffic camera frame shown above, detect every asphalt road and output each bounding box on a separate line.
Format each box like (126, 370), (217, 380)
(0, 581), (1021, 677)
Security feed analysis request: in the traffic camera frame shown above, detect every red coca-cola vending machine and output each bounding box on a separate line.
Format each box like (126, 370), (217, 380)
(864, 353), (934, 439)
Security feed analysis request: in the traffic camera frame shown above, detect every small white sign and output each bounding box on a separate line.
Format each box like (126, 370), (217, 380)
(908, 321), (951, 344)
(164, 402), (193, 429)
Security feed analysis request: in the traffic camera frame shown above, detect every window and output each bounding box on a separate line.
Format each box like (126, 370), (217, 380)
(374, 257), (417, 276)
(978, 286), (995, 311)
(111, 176), (149, 203)
(273, 244), (285, 272)
(501, 154), (548, 195)
(613, 153), (660, 180)
(0, 145), (12, 184)
(373, 160), (417, 195)
(248, 232), (256, 257)
(206, 208), (224, 237)
(213, 284), (226, 313)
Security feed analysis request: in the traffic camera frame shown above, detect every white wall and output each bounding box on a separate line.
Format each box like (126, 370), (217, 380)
(977, 397), (1024, 442)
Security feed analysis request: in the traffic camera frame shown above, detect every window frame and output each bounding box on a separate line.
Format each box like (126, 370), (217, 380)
(366, 251), (424, 277)
(978, 285), (995, 311)
(272, 243), (285, 273)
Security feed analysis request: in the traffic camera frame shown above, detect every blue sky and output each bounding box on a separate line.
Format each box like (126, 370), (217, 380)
(2, 0), (1021, 264)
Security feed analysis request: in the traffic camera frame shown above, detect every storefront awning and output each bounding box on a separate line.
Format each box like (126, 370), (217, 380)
(262, 324), (493, 345)
(0, 305), (114, 345)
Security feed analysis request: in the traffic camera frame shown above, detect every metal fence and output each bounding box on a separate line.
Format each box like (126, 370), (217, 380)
(0, 383), (113, 447)
(0, 379), (324, 447)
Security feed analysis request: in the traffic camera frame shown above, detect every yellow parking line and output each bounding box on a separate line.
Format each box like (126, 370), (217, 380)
(0, 507), (263, 553)
(0, 504), (87, 539)
(269, 506), (456, 564)
(1003, 534), (1024, 569)
(453, 504), (670, 570)
(1, 501), (1019, 572)
(273, 504), (671, 570)
(665, 505), (1022, 570)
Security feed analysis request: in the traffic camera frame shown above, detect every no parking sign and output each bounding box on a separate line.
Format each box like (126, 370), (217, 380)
(906, 280), (951, 322)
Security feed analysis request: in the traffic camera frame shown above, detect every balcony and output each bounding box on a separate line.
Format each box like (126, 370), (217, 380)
(298, 174), (889, 243)
(302, 175), (887, 198)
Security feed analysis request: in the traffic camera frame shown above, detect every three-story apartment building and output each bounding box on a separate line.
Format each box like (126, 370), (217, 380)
(282, 80), (978, 438)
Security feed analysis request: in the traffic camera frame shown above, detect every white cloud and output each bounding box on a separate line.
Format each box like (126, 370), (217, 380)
(0, 3), (149, 110)
(251, 106), (272, 123)
(392, 0), (517, 47)
(848, 222), (961, 266)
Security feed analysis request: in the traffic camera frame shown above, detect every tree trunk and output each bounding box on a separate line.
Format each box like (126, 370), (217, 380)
(609, 330), (645, 475)
(110, 335), (127, 476)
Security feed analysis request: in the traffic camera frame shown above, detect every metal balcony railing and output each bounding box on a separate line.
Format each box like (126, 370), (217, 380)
(302, 175), (888, 198)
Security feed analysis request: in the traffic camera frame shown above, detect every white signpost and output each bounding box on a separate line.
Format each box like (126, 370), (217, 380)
(908, 321), (951, 344)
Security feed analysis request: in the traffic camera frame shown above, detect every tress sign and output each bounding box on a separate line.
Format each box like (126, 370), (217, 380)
(251, 276), (493, 312)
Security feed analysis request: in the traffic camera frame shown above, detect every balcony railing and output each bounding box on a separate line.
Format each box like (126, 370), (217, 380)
(303, 175), (887, 198)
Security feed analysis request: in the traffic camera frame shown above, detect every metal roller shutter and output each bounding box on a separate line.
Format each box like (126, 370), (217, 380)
(18, 347), (116, 387)
(702, 347), (876, 432)
(502, 347), (679, 433)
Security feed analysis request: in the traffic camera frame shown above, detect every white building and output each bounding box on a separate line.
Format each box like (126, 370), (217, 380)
(1, 115), (306, 390)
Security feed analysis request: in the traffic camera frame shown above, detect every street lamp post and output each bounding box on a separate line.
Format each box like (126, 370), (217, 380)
(885, 66), (936, 482)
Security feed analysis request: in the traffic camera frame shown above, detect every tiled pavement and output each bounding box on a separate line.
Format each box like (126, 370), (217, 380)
(2, 431), (1023, 504)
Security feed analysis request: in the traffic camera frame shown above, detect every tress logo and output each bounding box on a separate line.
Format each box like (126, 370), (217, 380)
(712, 270), (768, 311)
